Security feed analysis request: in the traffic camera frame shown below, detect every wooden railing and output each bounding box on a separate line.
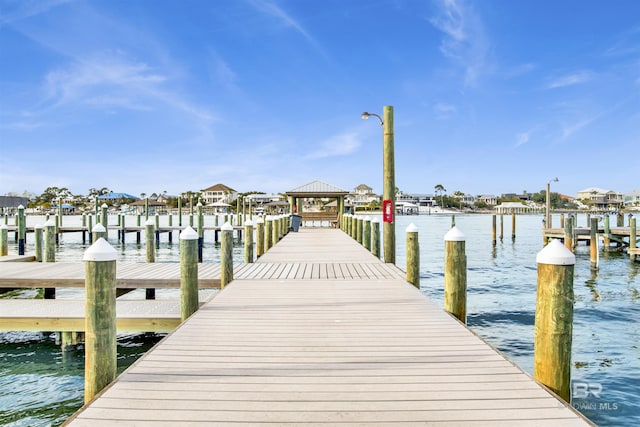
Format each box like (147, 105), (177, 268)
(299, 212), (339, 227)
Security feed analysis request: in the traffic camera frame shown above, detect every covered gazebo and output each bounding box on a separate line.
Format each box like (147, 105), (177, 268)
(285, 180), (349, 227)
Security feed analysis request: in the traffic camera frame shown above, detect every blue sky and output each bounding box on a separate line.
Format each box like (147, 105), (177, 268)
(1, 0), (638, 198)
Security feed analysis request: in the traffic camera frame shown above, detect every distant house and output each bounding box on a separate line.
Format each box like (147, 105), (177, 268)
(201, 184), (237, 205)
(0, 196), (29, 214)
(477, 194), (498, 206)
(346, 184), (379, 207)
(494, 202), (540, 214)
(577, 187), (624, 210)
(624, 190), (640, 208)
(501, 190), (531, 201)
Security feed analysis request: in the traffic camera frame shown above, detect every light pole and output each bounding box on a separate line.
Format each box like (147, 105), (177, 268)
(546, 177), (559, 228)
(362, 106), (395, 264)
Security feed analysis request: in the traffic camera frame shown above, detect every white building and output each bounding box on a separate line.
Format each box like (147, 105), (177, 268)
(200, 183), (237, 205)
(577, 187), (624, 210)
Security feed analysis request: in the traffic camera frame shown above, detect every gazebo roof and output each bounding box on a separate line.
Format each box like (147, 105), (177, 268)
(286, 180), (349, 197)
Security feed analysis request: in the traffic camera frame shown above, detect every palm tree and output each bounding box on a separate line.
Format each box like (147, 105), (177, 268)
(434, 184), (446, 208)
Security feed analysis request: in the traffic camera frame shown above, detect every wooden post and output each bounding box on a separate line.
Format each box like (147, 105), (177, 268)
(220, 222), (234, 288)
(511, 213), (516, 240)
(444, 226), (466, 323)
(101, 203), (108, 231)
(92, 223), (107, 242)
(363, 217), (371, 251)
(197, 203), (204, 263)
(590, 217), (599, 271)
(564, 215), (574, 252)
(350, 214), (357, 239)
(178, 197), (183, 226)
(451, 214), (455, 228)
(256, 217), (265, 258)
(271, 216), (279, 248)
(45, 219), (56, 263)
(34, 224), (43, 262)
(145, 219), (155, 263)
(180, 226), (199, 321)
(617, 212), (624, 227)
(500, 214), (504, 241)
(83, 238), (117, 404)
(356, 216), (363, 244)
(265, 217), (273, 252)
(236, 196), (242, 226)
(144, 198), (150, 220)
(244, 220), (254, 263)
(58, 197), (63, 228)
(534, 239), (575, 402)
(382, 105), (396, 264)
(560, 214), (565, 229)
(491, 214), (497, 245)
(406, 223), (420, 288)
(17, 205), (25, 255)
(371, 217), (380, 258)
(629, 216), (636, 261)
(603, 215), (611, 250)
(0, 224), (7, 256)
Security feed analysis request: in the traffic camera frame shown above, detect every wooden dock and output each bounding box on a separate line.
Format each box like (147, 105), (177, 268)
(64, 228), (591, 426)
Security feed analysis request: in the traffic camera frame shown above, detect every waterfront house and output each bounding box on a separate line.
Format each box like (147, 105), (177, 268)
(624, 190), (640, 208)
(577, 187), (624, 210)
(477, 194), (498, 206)
(201, 184), (237, 205)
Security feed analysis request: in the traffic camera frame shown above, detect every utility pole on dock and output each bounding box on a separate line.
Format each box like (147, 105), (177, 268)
(362, 106), (396, 264)
(546, 177), (558, 228)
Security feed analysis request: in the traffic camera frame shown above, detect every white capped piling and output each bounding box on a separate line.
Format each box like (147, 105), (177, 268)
(34, 224), (43, 262)
(44, 219), (56, 263)
(189, 212), (194, 227)
(220, 222), (234, 288)
(83, 238), (117, 404)
(534, 239), (575, 402)
(178, 197), (183, 226)
(154, 213), (160, 244)
(351, 214), (357, 239)
(92, 223), (107, 243)
(144, 198), (150, 220)
(356, 216), (363, 244)
(444, 226), (467, 323)
(363, 217), (371, 251)
(590, 217), (599, 271)
(17, 205), (25, 255)
(265, 217), (273, 252)
(101, 203), (108, 231)
(256, 217), (265, 258)
(244, 220), (254, 263)
(0, 224), (8, 256)
(271, 216), (278, 248)
(180, 226), (199, 321)
(564, 215), (574, 252)
(406, 223), (420, 288)
(371, 217), (380, 258)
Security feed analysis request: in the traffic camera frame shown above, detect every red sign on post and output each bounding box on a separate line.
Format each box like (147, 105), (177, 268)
(382, 199), (393, 223)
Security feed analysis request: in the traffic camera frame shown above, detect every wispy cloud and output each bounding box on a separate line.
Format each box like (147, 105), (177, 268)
(546, 71), (594, 89)
(249, 0), (326, 57)
(560, 117), (596, 141)
(305, 132), (362, 159)
(434, 102), (457, 119)
(0, 0), (73, 25)
(514, 131), (531, 148)
(430, 0), (489, 87)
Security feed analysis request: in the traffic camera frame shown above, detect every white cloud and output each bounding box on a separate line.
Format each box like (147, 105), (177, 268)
(430, 0), (489, 87)
(546, 71), (594, 89)
(434, 102), (457, 119)
(0, 0), (73, 25)
(305, 132), (362, 159)
(515, 131), (530, 147)
(560, 118), (595, 140)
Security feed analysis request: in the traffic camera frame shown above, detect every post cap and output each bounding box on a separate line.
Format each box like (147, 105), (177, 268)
(18, 205), (24, 209)
(444, 226), (466, 242)
(536, 239), (576, 265)
(406, 223), (418, 233)
(180, 226), (198, 240)
(0, 224), (8, 230)
(101, 203), (108, 208)
(92, 223), (106, 232)
(256, 217), (264, 223)
(371, 217), (380, 223)
(145, 218), (155, 226)
(45, 218), (56, 227)
(83, 238), (117, 261)
(197, 202), (203, 207)
(34, 223), (44, 229)
(222, 222), (233, 231)
(245, 220), (253, 226)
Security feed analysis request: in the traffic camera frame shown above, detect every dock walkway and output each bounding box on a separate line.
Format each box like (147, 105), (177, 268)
(64, 228), (590, 426)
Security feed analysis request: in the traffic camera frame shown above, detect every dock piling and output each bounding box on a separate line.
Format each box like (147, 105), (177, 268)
(0, 224), (7, 256)
(83, 238), (117, 404)
(256, 217), (264, 258)
(406, 223), (420, 288)
(590, 217), (599, 271)
(180, 226), (199, 321)
(444, 226), (467, 323)
(244, 220), (254, 263)
(630, 216), (636, 261)
(18, 205), (25, 255)
(371, 218), (380, 258)
(363, 217), (371, 251)
(220, 222), (233, 288)
(534, 239), (575, 402)
(34, 224), (43, 262)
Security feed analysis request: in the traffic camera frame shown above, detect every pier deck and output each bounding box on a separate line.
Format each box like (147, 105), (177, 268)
(64, 228), (590, 426)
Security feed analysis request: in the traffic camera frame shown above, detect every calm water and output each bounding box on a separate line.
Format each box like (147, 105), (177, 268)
(1, 213), (638, 426)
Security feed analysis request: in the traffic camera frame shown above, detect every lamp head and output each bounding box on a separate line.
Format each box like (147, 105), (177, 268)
(361, 112), (370, 120)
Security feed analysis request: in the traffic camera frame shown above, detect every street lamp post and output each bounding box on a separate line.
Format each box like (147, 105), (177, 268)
(546, 177), (559, 228)
(362, 106), (395, 264)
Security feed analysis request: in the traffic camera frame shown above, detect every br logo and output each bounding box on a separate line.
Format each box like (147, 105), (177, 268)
(572, 382), (603, 399)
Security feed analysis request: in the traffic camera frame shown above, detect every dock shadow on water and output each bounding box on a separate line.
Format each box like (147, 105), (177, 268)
(0, 332), (164, 427)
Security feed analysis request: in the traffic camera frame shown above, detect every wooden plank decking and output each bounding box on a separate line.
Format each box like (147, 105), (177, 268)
(64, 228), (591, 426)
